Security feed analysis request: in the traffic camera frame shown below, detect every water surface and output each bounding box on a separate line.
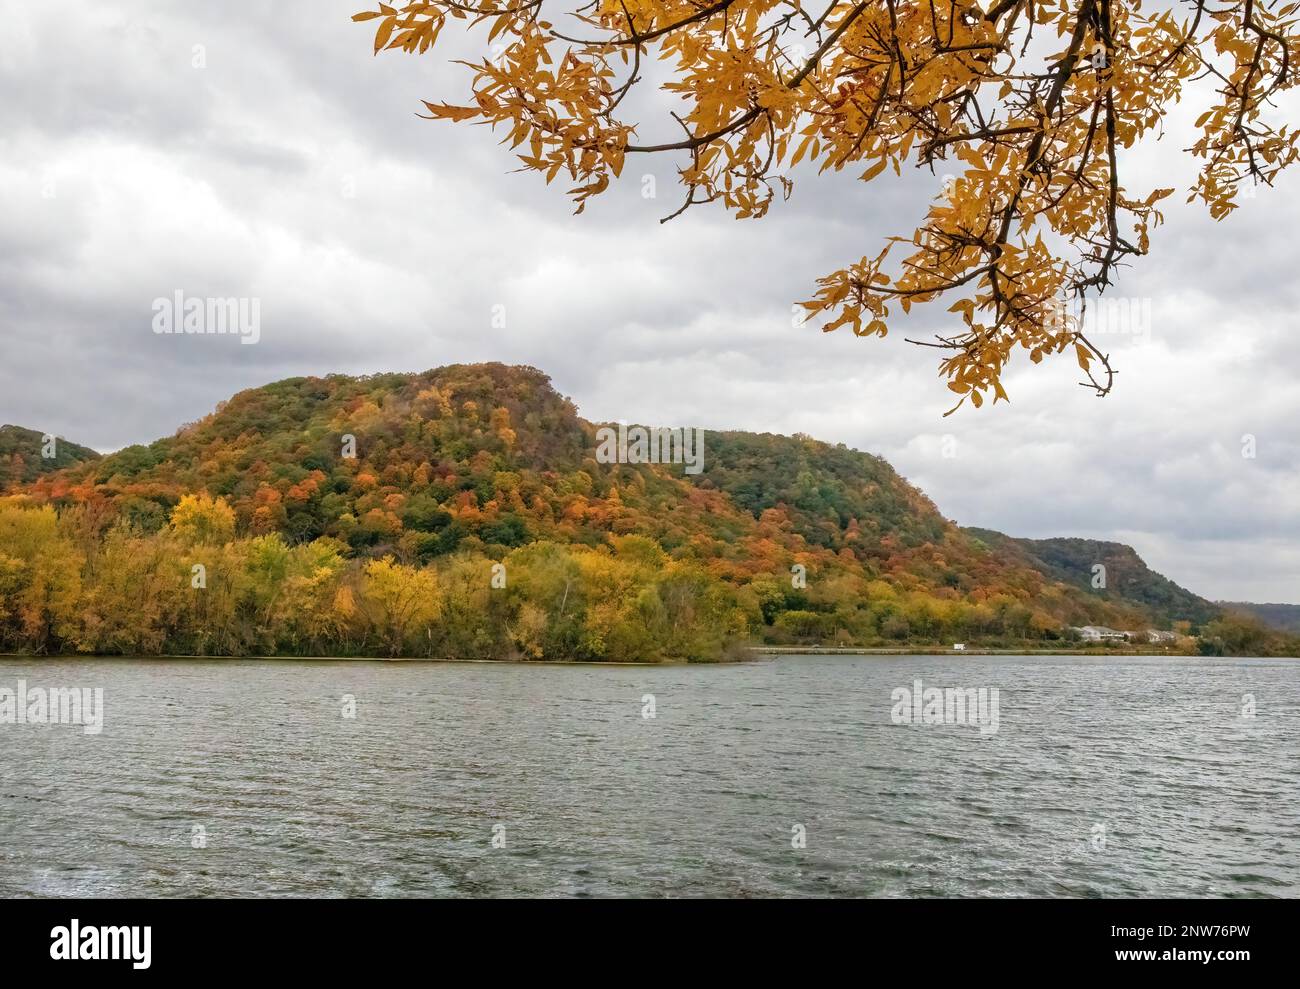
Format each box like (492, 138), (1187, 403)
(1, 654), (1296, 897)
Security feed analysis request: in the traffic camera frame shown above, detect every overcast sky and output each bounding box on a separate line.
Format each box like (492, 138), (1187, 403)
(2, 1), (1298, 603)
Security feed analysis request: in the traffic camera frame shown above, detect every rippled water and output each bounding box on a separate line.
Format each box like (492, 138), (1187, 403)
(0, 654), (1296, 897)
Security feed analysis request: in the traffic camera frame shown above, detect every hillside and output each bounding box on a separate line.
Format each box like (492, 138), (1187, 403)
(964, 529), (1222, 627)
(0, 424), (100, 486)
(1219, 601), (1300, 633)
(0, 363), (1262, 660)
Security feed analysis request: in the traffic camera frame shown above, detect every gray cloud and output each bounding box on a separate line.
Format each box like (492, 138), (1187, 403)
(2, 0), (1297, 603)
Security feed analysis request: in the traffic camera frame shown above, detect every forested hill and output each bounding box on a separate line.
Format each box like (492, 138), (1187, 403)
(0, 424), (100, 485)
(964, 529), (1222, 626)
(0, 363), (1255, 660)
(1219, 601), (1300, 633)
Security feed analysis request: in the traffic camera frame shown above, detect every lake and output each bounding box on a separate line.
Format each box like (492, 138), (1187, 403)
(0, 653), (1296, 897)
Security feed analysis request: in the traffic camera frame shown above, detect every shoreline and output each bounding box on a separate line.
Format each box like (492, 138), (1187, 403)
(0, 653), (677, 667)
(2, 647), (1293, 663)
(746, 645), (1200, 657)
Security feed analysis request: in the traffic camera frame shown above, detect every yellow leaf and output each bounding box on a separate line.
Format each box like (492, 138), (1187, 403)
(861, 158), (887, 182)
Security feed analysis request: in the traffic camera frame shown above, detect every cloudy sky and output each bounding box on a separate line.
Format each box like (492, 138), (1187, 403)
(3, 1), (1298, 603)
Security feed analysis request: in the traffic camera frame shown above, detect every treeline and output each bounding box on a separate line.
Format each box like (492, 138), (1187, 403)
(746, 573), (1069, 646)
(4, 496), (1293, 660)
(1195, 613), (1300, 658)
(2, 494), (1192, 662)
(0, 497), (749, 662)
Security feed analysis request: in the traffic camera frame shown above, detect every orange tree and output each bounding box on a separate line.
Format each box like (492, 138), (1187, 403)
(355, 1), (1299, 409)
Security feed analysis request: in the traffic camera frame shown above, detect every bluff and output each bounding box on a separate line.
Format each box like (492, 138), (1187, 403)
(0, 424), (100, 486)
(0, 364), (1245, 659)
(963, 530), (1221, 627)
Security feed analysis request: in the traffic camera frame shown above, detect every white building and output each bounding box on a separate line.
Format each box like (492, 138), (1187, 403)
(1073, 625), (1129, 642)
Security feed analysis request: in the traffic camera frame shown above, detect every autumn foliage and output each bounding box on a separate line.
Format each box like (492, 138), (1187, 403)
(0, 363), (1237, 660)
(355, 0), (1300, 408)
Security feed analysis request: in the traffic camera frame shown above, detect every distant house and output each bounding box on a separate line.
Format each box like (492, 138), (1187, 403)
(953, 643), (966, 651)
(1073, 625), (1129, 642)
(1146, 630), (1177, 643)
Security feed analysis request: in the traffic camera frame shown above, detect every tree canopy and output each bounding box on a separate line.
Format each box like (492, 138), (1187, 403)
(6, 363), (1284, 658)
(354, 0), (1299, 409)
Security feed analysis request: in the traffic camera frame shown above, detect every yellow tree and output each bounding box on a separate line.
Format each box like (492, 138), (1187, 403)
(169, 493), (237, 546)
(0, 502), (85, 652)
(77, 524), (176, 655)
(358, 557), (441, 655)
(355, 1), (1299, 408)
